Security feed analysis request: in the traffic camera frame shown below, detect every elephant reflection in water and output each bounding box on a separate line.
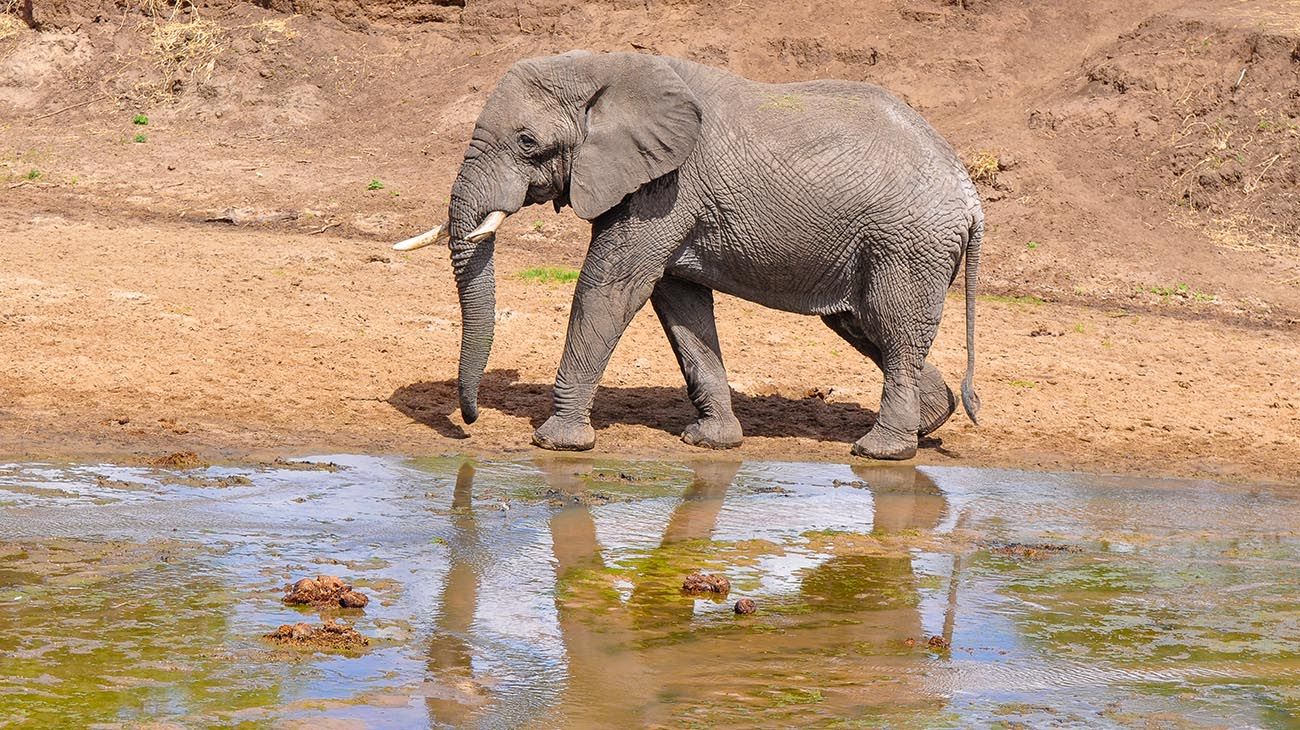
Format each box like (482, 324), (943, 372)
(424, 461), (488, 725)
(425, 460), (955, 725)
(544, 461), (955, 725)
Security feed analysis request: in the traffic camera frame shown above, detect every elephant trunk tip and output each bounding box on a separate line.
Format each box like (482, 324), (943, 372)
(460, 395), (480, 425)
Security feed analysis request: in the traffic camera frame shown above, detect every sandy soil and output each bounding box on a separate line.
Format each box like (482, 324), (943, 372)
(1, 0), (1298, 483)
(1, 215), (1296, 483)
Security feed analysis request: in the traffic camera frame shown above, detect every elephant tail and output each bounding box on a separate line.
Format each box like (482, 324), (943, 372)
(960, 215), (982, 425)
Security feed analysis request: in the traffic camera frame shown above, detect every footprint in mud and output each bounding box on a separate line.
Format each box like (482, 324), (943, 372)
(264, 619), (369, 652)
(283, 574), (370, 609)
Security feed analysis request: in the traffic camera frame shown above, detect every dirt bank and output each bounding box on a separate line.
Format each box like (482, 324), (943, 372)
(1, 0), (1297, 483)
(0, 217), (1295, 483)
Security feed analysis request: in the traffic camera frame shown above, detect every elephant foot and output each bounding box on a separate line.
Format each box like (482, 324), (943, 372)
(851, 426), (918, 461)
(681, 415), (743, 450)
(532, 417), (596, 452)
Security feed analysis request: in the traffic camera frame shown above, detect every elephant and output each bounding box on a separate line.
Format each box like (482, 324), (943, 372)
(395, 51), (982, 460)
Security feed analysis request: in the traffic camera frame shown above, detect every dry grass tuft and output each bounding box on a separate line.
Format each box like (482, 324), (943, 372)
(0, 0), (28, 41)
(966, 150), (1002, 184)
(148, 16), (223, 92)
(1205, 214), (1296, 256)
(0, 14), (23, 41)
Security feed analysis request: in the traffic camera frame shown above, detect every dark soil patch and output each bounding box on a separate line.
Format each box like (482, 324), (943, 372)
(545, 488), (613, 507)
(989, 542), (1084, 559)
(160, 474), (253, 488)
(138, 452), (209, 469)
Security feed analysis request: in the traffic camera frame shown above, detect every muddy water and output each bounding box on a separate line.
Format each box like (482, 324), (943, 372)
(0, 457), (1296, 728)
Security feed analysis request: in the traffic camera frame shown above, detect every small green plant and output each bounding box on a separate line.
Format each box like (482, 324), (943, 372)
(1008, 379), (1037, 389)
(520, 267), (580, 284)
(367, 179), (385, 191)
(532, 221), (545, 232)
(1147, 282), (1214, 301)
(1026, 241), (1040, 250)
(133, 133), (148, 143)
(23, 168), (40, 180)
(133, 113), (149, 126)
(1072, 323), (1085, 334)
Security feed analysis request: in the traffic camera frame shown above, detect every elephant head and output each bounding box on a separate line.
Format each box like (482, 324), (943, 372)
(399, 51), (703, 424)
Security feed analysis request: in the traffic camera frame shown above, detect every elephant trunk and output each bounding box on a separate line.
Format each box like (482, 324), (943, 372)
(447, 161), (523, 425)
(450, 233), (495, 425)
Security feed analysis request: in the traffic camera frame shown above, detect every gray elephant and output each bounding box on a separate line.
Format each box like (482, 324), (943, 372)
(396, 51), (982, 460)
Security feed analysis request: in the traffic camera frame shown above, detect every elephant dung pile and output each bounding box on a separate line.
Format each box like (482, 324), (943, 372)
(283, 574), (370, 609)
(264, 618), (369, 651)
(681, 573), (730, 595)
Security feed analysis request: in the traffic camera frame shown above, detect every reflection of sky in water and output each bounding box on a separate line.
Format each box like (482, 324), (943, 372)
(0, 456), (1296, 727)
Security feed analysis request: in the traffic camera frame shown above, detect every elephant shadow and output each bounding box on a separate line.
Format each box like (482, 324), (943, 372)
(388, 368), (901, 445)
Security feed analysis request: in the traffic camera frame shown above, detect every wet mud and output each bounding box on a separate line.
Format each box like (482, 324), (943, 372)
(0, 456), (1297, 727)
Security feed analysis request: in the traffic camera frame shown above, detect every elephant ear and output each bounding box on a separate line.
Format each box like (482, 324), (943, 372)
(569, 54), (703, 221)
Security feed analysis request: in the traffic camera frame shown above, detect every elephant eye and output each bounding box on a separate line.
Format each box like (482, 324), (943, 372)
(517, 130), (539, 152)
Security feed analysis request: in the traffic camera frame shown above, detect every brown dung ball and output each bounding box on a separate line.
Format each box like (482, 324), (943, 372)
(734, 598), (757, 614)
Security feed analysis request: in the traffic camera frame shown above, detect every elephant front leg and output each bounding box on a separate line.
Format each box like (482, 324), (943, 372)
(651, 277), (743, 449)
(532, 270), (660, 452)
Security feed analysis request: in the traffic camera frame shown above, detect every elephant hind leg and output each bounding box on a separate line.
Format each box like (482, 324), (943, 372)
(829, 259), (949, 460)
(820, 314), (956, 437)
(651, 277), (743, 449)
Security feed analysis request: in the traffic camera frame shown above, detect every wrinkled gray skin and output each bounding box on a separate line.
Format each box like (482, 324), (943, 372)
(447, 51), (981, 460)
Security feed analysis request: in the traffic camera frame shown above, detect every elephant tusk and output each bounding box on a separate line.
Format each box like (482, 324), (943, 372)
(465, 211), (508, 243)
(392, 223), (449, 251)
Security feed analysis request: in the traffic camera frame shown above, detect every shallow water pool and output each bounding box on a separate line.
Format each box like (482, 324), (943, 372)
(1, 456), (1297, 728)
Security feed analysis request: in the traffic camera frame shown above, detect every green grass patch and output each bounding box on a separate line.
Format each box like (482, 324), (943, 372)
(519, 267), (579, 284)
(1008, 379), (1037, 389)
(133, 114), (149, 126)
(23, 168), (40, 180)
(366, 179), (385, 191)
(979, 293), (1044, 307)
(1146, 283), (1215, 302)
(133, 133), (147, 144)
